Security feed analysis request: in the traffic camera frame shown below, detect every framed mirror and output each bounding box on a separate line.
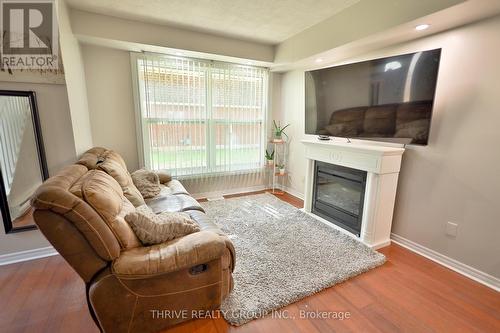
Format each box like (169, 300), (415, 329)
(0, 90), (48, 233)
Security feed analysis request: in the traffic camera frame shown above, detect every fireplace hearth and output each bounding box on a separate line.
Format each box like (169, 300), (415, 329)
(312, 162), (367, 236)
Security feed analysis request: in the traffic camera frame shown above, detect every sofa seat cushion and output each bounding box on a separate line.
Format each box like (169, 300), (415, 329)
(76, 170), (142, 249)
(112, 231), (227, 277)
(145, 193), (204, 214)
(125, 205), (200, 245)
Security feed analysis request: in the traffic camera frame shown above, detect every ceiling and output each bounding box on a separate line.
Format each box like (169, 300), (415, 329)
(65, 0), (361, 44)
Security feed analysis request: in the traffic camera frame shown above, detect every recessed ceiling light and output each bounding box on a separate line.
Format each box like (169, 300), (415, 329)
(315, 58), (323, 63)
(415, 24), (430, 31)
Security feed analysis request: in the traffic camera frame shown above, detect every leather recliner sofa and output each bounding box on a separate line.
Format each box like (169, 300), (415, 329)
(31, 147), (235, 333)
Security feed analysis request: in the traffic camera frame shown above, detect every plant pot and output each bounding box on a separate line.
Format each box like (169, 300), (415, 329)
(266, 159), (274, 166)
(279, 168), (285, 175)
(273, 135), (283, 143)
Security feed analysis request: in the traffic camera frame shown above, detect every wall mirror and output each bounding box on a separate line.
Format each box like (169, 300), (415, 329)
(0, 90), (48, 233)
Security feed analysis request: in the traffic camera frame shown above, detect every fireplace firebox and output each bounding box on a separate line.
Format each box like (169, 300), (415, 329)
(312, 161), (367, 236)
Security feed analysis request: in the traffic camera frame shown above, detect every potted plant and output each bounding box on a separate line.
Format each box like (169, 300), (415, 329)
(265, 149), (274, 166)
(272, 120), (290, 142)
(277, 164), (285, 175)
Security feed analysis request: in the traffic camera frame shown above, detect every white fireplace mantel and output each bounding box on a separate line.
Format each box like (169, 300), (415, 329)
(302, 138), (405, 249)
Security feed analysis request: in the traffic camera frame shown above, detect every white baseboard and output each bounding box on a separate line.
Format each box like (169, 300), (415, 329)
(391, 233), (500, 292)
(371, 240), (392, 250)
(0, 246), (58, 266)
(191, 185), (267, 200)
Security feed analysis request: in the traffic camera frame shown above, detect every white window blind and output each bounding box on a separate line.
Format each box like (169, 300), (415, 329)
(134, 54), (268, 177)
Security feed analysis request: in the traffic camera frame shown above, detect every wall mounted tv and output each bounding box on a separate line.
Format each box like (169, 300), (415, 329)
(305, 49), (441, 145)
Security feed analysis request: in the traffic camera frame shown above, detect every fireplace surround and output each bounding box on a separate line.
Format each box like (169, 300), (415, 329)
(302, 138), (405, 248)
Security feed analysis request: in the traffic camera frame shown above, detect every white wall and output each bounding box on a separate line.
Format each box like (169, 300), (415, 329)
(81, 44), (140, 170)
(58, 0), (93, 155)
(0, 81), (76, 255)
(278, 15), (500, 278)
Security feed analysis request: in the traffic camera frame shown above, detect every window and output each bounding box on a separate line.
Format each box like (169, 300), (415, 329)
(133, 54), (268, 177)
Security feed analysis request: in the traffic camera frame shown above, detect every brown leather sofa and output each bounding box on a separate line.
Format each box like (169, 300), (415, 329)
(31, 147), (235, 333)
(319, 100), (432, 144)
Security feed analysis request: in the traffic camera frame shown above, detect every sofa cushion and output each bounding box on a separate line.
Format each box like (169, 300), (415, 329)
(363, 105), (396, 135)
(396, 101), (433, 130)
(103, 150), (128, 171)
(77, 147), (107, 170)
(77, 147), (146, 207)
(329, 107), (366, 123)
(328, 107), (366, 134)
(125, 205), (200, 245)
(131, 169), (161, 199)
(394, 118), (430, 143)
(79, 170), (142, 249)
(146, 193), (204, 214)
(31, 164), (121, 261)
(98, 154), (145, 207)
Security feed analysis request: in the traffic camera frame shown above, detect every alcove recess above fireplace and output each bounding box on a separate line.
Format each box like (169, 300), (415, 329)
(302, 138), (405, 249)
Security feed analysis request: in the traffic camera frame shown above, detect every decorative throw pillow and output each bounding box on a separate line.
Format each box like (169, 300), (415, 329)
(125, 205), (200, 245)
(156, 171), (172, 184)
(131, 169), (161, 199)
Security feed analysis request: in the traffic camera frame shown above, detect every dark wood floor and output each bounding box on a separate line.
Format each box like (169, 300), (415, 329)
(1, 192), (499, 333)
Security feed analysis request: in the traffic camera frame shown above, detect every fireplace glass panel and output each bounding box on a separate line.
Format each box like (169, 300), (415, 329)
(316, 172), (363, 216)
(312, 162), (367, 235)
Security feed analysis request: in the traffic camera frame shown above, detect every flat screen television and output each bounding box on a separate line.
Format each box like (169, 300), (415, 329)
(305, 49), (441, 145)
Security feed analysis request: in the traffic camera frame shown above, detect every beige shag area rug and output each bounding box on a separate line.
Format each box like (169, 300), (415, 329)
(200, 193), (385, 326)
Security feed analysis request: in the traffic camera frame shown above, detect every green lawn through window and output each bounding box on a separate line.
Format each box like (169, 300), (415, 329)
(150, 147), (261, 169)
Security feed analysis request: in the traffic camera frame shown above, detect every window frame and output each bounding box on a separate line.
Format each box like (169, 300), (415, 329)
(130, 52), (269, 178)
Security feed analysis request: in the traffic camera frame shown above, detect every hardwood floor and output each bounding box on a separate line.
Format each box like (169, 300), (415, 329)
(12, 208), (36, 228)
(1, 192), (499, 333)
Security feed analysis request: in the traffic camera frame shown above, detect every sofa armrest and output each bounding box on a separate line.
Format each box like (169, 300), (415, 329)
(112, 231), (228, 277)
